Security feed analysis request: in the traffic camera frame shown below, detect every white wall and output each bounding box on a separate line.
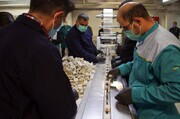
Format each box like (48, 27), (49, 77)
(148, 9), (166, 27)
(166, 12), (180, 30)
(71, 9), (168, 39)
(1, 6), (180, 39)
(0, 8), (28, 18)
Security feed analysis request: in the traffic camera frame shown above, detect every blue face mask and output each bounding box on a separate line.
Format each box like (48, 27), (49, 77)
(78, 25), (88, 32)
(123, 30), (141, 41)
(123, 22), (141, 41)
(173, 24), (177, 28)
(48, 21), (62, 38)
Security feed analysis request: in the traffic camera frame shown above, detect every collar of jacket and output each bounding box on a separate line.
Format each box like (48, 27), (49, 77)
(16, 13), (51, 40)
(138, 22), (159, 43)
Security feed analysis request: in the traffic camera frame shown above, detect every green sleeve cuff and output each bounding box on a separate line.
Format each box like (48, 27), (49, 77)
(132, 87), (142, 103)
(118, 62), (133, 76)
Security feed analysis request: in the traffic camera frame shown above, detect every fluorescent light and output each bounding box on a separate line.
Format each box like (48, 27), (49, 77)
(162, 0), (178, 4)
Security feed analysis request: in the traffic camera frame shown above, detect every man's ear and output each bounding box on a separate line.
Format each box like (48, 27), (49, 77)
(133, 17), (141, 26)
(76, 20), (79, 25)
(54, 11), (64, 20)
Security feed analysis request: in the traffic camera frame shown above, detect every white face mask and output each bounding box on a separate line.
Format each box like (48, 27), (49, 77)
(48, 19), (62, 38)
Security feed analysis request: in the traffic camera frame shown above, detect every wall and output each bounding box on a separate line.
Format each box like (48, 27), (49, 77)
(148, 9), (166, 27)
(166, 12), (180, 30)
(1, 5), (180, 39)
(0, 8), (28, 18)
(71, 9), (168, 39)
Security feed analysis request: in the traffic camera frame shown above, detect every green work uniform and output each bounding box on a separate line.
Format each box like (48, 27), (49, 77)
(119, 23), (180, 119)
(57, 25), (71, 57)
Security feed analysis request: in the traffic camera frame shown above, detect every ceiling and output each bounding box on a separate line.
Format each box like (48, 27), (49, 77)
(0, 0), (179, 10)
(74, 0), (162, 9)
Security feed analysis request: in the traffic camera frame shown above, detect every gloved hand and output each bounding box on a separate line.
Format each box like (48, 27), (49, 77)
(96, 49), (103, 54)
(115, 87), (132, 106)
(72, 88), (79, 101)
(112, 60), (122, 68)
(111, 56), (121, 65)
(96, 56), (106, 63)
(107, 67), (120, 80)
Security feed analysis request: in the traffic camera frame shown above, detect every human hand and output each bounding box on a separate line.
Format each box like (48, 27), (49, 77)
(111, 56), (121, 64)
(115, 87), (132, 106)
(112, 60), (122, 68)
(72, 88), (79, 100)
(107, 67), (120, 81)
(96, 56), (106, 63)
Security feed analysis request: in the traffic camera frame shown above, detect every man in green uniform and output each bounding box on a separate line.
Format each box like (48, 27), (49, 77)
(57, 20), (71, 57)
(108, 2), (180, 119)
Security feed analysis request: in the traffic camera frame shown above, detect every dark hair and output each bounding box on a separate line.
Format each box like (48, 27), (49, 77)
(119, 0), (132, 8)
(77, 13), (89, 21)
(29, 0), (75, 16)
(121, 3), (150, 22)
(173, 21), (177, 25)
(0, 12), (14, 27)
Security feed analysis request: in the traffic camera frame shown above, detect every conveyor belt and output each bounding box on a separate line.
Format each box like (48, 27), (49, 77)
(75, 61), (106, 119)
(110, 89), (132, 119)
(75, 57), (135, 119)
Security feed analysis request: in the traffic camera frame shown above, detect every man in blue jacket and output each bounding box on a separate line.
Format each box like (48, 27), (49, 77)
(108, 2), (180, 119)
(0, 0), (77, 119)
(169, 21), (180, 39)
(65, 13), (105, 63)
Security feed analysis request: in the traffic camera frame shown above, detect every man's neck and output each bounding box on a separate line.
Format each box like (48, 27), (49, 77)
(28, 12), (52, 32)
(142, 18), (155, 35)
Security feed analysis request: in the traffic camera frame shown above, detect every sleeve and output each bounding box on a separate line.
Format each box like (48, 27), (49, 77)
(92, 41), (98, 55)
(132, 46), (180, 105)
(20, 45), (77, 119)
(118, 61), (133, 76)
(121, 56), (133, 64)
(65, 30), (98, 63)
(87, 27), (97, 53)
(88, 26), (93, 36)
(169, 28), (172, 32)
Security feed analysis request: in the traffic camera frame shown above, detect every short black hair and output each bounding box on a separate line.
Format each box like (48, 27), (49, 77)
(77, 13), (89, 21)
(29, 0), (75, 16)
(119, 0), (132, 8)
(121, 3), (150, 22)
(0, 12), (14, 27)
(173, 21), (177, 25)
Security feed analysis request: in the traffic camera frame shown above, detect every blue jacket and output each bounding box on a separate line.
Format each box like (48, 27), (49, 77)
(119, 23), (180, 119)
(0, 14), (77, 119)
(65, 25), (98, 63)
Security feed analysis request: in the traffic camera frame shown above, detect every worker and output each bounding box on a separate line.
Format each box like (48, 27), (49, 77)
(0, 0), (77, 119)
(169, 21), (180, 39)
(57, 19), (72, 57)
(98, 22), (104, 37)
(98, 22), (107, 44)
(108, 2), (180, 119)
(65, 13), (105, 63)
(111, 33), (136, 69)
